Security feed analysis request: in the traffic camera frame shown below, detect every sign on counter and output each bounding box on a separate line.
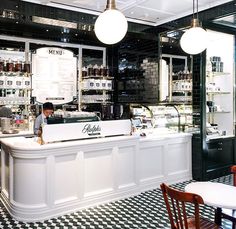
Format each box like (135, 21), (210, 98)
(42, 120), (132, 143)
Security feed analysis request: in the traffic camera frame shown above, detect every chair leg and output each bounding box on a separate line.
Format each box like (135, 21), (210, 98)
(233, 221), (236, 229)
(215, 208), (222, 225)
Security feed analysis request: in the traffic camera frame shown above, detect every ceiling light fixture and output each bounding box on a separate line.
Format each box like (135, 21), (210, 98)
(180, 0), (208, 55)
(94, 0), (128, 45)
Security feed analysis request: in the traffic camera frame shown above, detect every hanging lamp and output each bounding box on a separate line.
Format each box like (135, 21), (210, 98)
(180, 0), (208, 55)
(94, 0), (128, 45)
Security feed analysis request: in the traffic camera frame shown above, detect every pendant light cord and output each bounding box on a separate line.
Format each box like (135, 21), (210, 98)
(196, 0), (199, 20)
(193, 0), (199, 19)
(193, 0), (195, 19)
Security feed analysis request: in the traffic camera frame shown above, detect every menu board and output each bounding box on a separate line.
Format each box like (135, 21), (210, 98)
(32, 47), (77, 105)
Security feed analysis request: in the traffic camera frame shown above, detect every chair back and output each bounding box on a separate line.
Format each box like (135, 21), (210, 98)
(231, 165), (236, 186)
(160, 183), (204, 229)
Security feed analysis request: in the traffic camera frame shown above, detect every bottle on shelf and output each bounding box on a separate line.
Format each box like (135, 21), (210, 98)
(6, 58), (14, 72)
(15, 60), (22, 72)
(23, 61), (31, 74)
(82, 66), (87, 78)
(87, 64), (93, 76)
(0, 58), (4, 72)
(93, 64), (100, 77)
(100, 65), (106, 77)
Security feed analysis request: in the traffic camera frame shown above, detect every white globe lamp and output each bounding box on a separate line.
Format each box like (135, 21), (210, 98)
(94, 0), (128, 45)
(180, 18), (208, 55)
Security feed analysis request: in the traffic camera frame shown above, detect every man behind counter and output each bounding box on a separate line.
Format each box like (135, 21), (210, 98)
(34, 102), (54, 135)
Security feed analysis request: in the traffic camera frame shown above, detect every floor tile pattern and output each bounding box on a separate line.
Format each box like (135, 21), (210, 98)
(0, 175), (233, 228)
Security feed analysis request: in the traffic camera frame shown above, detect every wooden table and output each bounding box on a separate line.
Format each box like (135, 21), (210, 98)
(185, 182), (236, 225)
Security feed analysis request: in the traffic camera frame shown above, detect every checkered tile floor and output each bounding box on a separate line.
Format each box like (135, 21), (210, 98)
(0, 175), (233, 228)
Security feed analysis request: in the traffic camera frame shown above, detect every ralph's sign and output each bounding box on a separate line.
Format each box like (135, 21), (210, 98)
(82, 124), (101, 136)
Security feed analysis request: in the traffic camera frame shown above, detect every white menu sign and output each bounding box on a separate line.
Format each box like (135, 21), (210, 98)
(32, 47), (77, 104)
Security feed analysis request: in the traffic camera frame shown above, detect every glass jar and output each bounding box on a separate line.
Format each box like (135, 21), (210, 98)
(87, 64), (93, 76)
(82, 66), (87, 77)
(15, 60), (22, 72)
(6, 59), (14, 72)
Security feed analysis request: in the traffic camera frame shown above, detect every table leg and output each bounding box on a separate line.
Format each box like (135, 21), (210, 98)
(215, 207), (222, 225)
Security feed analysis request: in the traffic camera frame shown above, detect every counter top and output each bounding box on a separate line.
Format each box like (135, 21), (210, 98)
(0, 131), (192, 152)
(134, 127), (192, 141)
(139, 132), (192, 141)
(0, 135), (139, 151)
(0, 130), (34, 139)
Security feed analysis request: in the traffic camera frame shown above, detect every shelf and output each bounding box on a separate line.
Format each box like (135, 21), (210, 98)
(207, 71), (231, 76)
(0, 88), (32, 90)
(0, 72), (32, 77)
(172, 80), (192, 82)
(207, 91), (230, 95)
(81, 101), (113, 104)
(81, 89), (113, 92)
(207, 111), (231, 114)
(82, 76), (114, 80)
(172, 90), (192, 92)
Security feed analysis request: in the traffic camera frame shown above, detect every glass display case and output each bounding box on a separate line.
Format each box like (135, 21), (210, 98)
(0, 40), (32, 133)
(205, 30), (234, 139)
(78, 45), (114, 119)
(159, 30), (192, 104)
(130, 104), (194, 134)
(160, 54), (192, 103)
(192, 29), (235, 181)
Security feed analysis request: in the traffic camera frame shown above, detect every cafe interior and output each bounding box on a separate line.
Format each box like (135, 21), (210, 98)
(1, 0), (236, 228)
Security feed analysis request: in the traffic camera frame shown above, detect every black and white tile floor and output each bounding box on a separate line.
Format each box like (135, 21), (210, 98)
(0, 175), (233, 228)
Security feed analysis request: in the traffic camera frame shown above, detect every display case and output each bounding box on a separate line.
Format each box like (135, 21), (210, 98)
(149, 104), (193, 132)
(205, 30), (234, 139)
(0, 44), (32, 133)
(78, 45), (113, 112)
(0, 49), (31, 106)
(130, 104), (194, 134)
(160, 54), (192, 103)
(192, 29), (235, 181)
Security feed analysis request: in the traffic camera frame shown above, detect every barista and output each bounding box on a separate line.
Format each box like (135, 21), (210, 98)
(34, 102), (54, 135)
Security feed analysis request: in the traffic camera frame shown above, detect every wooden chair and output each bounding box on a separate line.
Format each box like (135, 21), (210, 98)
(215, 165), (236, 228)
(160, 183), (221, 229)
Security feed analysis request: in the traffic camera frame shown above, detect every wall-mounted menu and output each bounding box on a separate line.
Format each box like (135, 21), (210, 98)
(32, 47), (76, 105)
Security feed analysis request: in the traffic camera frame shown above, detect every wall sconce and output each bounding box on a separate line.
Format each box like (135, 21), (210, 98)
(94, 0), (128, 45)
(180, 0), (208, 55)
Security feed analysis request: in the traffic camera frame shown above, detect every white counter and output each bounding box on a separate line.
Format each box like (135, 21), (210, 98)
(0, 130), (34, 139)
(0, 132), (192, 222)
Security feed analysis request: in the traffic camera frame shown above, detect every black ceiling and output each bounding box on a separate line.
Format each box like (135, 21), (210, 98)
(0, 0), (235, 46)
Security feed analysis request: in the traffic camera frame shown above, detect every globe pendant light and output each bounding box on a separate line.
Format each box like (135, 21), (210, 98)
(180, 0), (208, 55)
(94, 0), (128, 45)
